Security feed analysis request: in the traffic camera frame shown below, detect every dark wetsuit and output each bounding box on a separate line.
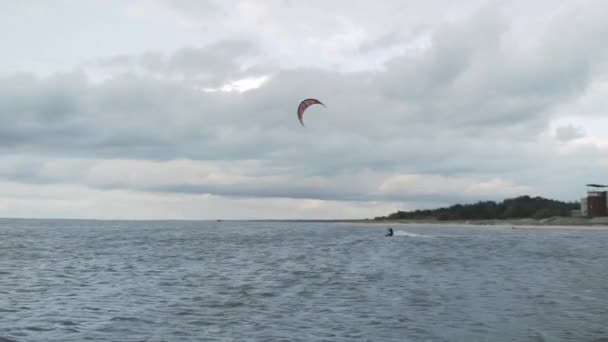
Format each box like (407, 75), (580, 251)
(385, 228), (394, 237)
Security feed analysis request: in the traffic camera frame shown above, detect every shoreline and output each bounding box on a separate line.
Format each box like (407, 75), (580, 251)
(1, 217), (607, 230)
(356, 216), (608, 230)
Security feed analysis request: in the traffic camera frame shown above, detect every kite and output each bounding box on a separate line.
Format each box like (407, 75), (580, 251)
(297, 98), (325, 126)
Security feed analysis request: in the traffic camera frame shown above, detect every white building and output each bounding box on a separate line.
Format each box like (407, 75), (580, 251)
(580, 197), (588, 216)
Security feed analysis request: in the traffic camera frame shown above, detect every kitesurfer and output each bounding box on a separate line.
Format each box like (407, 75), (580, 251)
(385, 227), (394, 237)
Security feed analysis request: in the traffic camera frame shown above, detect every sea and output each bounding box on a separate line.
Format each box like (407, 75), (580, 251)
(1, 219), (607, 342)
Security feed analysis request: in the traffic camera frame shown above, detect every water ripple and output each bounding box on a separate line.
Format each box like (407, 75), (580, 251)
(0, 220), (607, 341)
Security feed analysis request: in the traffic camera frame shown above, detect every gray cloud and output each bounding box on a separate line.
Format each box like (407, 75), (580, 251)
(0, 155), (534, 207)
(555, 124), (585, 142)
(2, 2), (608, 210)
(379, 5), (608, 136)
(99, 38), (262, 86)
(162, 0), (227, 19)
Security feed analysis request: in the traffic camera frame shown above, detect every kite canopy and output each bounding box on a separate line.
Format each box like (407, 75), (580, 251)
(587, 184), (608, 188)
(297, 98), (325, 126)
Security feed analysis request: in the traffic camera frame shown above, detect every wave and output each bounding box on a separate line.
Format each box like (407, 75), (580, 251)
(393, 231), (432, 238)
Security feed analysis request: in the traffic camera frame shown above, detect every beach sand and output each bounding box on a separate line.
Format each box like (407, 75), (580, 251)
(361, 216), (608, 230)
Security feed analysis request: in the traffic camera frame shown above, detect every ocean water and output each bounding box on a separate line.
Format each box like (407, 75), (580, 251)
(1, 219), (607, 342)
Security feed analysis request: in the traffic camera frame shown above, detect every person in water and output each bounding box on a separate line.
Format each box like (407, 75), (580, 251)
(385, 227), (394, 237)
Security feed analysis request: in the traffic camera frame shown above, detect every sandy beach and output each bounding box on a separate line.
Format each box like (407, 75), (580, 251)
(362, 216), (608, 230)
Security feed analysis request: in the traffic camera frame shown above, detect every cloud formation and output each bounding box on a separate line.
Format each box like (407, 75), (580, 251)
(0, 1), (607, 219)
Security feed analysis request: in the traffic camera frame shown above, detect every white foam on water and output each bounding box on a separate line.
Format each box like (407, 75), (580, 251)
(393, 230), (432, 238)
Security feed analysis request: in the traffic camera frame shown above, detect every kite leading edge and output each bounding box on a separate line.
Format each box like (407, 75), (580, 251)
(297, 98), (325, 126)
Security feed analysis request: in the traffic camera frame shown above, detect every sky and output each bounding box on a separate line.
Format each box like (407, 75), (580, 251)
(1, 0), (608, 220)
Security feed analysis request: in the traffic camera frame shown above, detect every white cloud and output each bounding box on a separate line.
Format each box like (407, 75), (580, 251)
(1, 1), (608, 219)
(0, 179), (398, 220)
(378, 174), (531, 198)
(554, 124), (585, 142)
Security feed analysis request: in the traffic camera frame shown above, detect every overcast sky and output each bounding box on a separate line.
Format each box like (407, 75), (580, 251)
(1, 0), (607, 220)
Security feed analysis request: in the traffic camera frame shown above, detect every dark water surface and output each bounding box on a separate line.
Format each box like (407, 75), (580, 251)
(1, 219), (607, 341)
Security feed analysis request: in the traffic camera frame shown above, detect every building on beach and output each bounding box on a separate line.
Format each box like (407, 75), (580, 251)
(581, 184), (608, 217)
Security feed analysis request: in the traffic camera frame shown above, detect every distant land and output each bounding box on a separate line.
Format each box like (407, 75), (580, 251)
(368, 195), (608, 228)
(373, 195), (580, 221)
(2, 195), (603, 227)
(242, 196), (593, 226)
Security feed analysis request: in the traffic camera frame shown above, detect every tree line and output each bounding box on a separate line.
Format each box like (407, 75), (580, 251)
(374, 195), (580, 221)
